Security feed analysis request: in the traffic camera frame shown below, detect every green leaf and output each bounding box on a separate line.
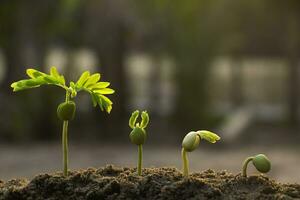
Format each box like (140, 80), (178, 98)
(140, 111), (149, 129)
(12, 68), (66, 93)
(50, 66), (60, 78)
(11, 78), (45, 91)
(50, 67), (65, 85)
(26, 69), (45, 78)
(93, 88), (115, 95)
(43, 75), (59, 84)
(197, 130), (220, 143)
(129, 110), (140, 129)
(84, 73), (101, 88)
(76, 71), (90, 88)
(90, 93), (98, 107)
(90, 82), (110, 89)
(98, 94), (113, 113)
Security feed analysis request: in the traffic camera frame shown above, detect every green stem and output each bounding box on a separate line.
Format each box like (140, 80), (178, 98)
(138, 145), (143, 176)
(242, 157), (254, 177)
(62, 120), (69, 176)
(62, 90), (71, 176)
(182, 148), (189, 177)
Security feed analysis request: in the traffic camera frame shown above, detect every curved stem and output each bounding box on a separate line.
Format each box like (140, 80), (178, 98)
(182, 148), (189, 177)
(138, 145), (143, 175)
(242, 157), (254, 177)
(62, 120), (69, 176)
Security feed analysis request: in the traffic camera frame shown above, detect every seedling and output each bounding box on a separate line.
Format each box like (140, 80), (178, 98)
(181, 130), (220, 177)
(242, 154), (271, 177)
(11, 67), (115, 176)
(129, 110), (150, 176)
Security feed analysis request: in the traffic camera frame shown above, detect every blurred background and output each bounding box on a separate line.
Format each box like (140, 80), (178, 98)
(1, 0), (300, 182)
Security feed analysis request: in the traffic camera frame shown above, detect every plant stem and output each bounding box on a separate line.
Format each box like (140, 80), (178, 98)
(138, 145), (143, 175)
(182, 148), (189, 177)
(62, 120), (69, 176)
(242, 157), (254, 177)
(62, 90), (70, 176)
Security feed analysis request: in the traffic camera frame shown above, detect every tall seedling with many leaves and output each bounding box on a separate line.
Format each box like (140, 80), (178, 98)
(11, 67), (115, 176)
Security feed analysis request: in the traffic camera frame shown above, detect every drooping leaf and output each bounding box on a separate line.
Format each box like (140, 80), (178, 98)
(90, 92), (98, 107)
(96, 94), (113, 113)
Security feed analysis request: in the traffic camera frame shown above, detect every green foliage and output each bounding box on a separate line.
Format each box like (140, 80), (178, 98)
(11, 67), (66, 92)
(75, 71), (115, 113)
(11, 66), (115, 177)
(11, 67), (115, 113)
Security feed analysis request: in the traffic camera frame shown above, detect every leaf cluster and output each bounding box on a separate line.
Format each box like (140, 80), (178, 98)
(11, 67), (115, 113)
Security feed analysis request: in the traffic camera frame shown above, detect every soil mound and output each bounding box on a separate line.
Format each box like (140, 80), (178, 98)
(0, 165), (299, 199)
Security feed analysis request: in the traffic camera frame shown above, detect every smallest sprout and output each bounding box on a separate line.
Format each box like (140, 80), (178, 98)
(129, 110), (150, 176)
(242, 154), (271, 177)
(181, 130), (220, 177)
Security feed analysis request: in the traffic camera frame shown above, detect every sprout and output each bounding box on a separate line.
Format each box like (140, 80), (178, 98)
(181, 130), (220, 177)
(11, 67), (115, 176)
(242, 154), (271, 177)
(129, 110), (150, 176)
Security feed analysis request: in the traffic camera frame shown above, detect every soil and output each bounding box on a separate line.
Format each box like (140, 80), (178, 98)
(0, 165), (299, 200)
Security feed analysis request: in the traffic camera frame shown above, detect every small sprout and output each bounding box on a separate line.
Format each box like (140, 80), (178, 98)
(242, 154), (271, 177)
(11, 67), (115, 176)
(181, 130), (220, 177)
(129, 110), (150, 176)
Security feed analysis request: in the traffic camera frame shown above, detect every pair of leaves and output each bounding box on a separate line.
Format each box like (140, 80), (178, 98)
(11, 67), (66, 92)
(11, 67), (115, 113)
(129, 110), (150, 129)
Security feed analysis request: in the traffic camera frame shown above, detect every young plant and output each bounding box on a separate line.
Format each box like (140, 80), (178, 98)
(242, 154), (271, 177)
(11, 67), (115, 176)
(129, 110), (150, 176)
(181, 130), (220, 177)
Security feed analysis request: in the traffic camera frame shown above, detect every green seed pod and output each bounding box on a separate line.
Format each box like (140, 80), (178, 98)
(129, 127), (147, 145)
(57, 101), (76, 121)
(182, 131), (200, 152)
(252, 154), (271, 173)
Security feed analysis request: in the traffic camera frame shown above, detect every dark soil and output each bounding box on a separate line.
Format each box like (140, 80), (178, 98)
(0, 165), (299, 200)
